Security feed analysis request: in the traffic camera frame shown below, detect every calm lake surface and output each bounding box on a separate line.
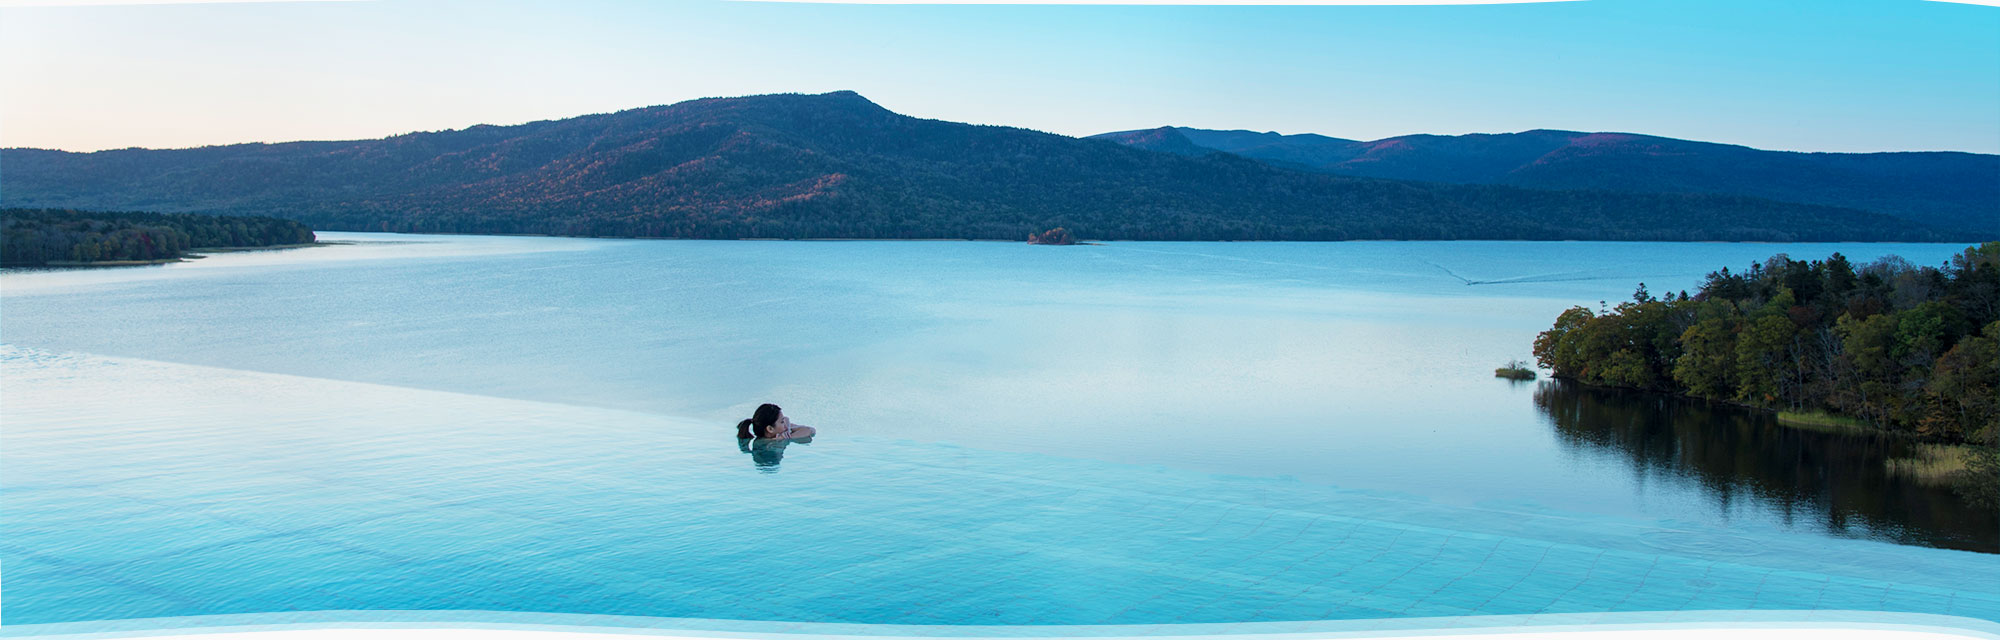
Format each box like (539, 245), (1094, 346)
(3, 234), (1995, 631)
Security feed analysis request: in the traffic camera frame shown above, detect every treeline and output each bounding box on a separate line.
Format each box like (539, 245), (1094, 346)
(185, 155), (1958, 243)
(1533, 242), (1999, 445)
(1, 208), (315, 266)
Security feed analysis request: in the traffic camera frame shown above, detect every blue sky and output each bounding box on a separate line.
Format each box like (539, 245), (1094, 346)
(2, 0), (1995, 153)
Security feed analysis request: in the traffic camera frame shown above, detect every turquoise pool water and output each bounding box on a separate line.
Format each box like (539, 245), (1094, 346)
(3, 235), (1996, 632)
(3, 348), (1997, 630)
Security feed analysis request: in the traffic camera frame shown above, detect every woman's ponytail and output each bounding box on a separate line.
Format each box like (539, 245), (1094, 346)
(737, 404), (783, 439)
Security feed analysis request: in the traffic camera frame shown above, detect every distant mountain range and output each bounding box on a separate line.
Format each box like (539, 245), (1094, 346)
(1091, 127), (1998, 234)
(2, 91), (1989, 242)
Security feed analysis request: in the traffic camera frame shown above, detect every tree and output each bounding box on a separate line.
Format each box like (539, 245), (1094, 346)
(1735, 314), (1795, 406)
(1922, 321), (1999, 443)
(1534, 307), (1595, 377)
(1675, 317), (1738, 399)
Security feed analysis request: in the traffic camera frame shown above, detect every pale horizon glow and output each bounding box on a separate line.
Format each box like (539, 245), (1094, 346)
(2, 0), (1996, 154)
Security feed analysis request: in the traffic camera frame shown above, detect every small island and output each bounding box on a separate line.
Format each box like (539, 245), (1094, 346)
(1027, 227), (1079, 245)
(2, 208), (318, 267)
(1494, 360), (1537, 380)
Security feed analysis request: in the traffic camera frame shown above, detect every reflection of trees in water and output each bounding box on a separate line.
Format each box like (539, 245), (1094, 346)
(1533, 379), (1998, 553)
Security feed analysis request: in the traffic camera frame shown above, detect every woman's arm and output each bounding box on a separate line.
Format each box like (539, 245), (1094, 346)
(785, 425), (816, 438)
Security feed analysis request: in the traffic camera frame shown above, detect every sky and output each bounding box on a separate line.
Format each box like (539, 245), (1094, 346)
(1, 0), (1996, 153)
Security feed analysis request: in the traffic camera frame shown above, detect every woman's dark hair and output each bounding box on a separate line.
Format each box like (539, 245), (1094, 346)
(736, 403), (782, 439)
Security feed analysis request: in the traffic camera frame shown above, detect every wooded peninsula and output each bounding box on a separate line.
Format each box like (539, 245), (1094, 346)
(1, 208), (317, 267)
(1532, 243), (1999, 502)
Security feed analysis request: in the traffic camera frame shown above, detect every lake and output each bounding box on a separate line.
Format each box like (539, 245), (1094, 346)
(2, 234), (1995, 633)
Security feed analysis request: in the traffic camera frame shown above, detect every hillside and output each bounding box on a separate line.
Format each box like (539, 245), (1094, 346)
(0, 92), (1966, 242)
(1092, 126), (1998, 234)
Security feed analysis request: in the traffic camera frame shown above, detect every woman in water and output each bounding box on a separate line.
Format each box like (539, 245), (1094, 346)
(737, 403), (815, 473)
(736, 403), (815, 440)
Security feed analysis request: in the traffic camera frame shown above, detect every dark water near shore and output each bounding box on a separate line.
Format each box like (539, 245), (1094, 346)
(1532, 381), (1993, 552)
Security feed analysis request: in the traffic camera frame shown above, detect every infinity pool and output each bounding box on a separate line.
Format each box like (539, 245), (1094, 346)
(4, 348), (1998, 631)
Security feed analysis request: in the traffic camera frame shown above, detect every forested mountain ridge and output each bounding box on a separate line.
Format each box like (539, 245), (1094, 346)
(1092, 126), (1999, 234)
(0, 91), (1973, 241)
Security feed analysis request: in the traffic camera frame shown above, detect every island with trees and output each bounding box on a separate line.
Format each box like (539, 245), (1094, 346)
(1, 208), (318, 267)
(1532, 242), (1998, 505)
(1027, 228), (1079, 245)
(1494, 360), (1537, 380)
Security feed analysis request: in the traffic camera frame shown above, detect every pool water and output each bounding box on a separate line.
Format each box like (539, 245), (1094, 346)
(3, 348), (1997, 630)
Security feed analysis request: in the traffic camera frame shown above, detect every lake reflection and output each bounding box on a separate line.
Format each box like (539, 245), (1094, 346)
(1534, 380), (1998, 553)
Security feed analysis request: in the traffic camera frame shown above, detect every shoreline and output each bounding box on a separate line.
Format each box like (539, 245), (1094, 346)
(10, 242), (342, 269)
(316, 229), (1993, 245)
(1778, 410), (1883, 435)
(1542, 376), (1992, 446)
(188, 241), (338, 254)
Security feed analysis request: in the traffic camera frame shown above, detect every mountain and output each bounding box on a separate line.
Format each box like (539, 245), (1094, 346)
(0, 92), (1968, 242)
(1092, 126), (1998, 234)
